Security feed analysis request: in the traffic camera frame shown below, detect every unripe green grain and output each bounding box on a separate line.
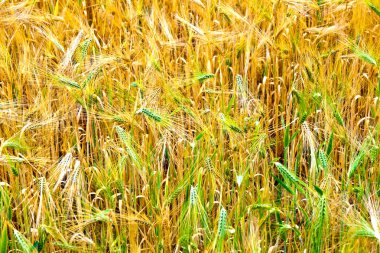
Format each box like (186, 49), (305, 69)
(217, 207), (227, 238)
(141, 108), (162, 122)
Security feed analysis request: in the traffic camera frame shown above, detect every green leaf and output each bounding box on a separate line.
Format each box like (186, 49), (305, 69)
(326, 132), (334, 156)
(227, 94), (235, 113)
(0, 223), (8, 253)
(32, 241), (39, 251)
(314, 185), (324, 196)
(290, 129), (300, 143)
(195, 132), (204, 141)
(367, 1), (380, 17)
(273, 175), (295, 195)
(284, 126), (290, 148)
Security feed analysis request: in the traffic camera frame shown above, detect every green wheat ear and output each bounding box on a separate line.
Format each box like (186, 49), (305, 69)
(217, 207), (227, 238)
(312, 193), (328, 253)
(81, 38), (93, 61)
(11, 166), (19, 176)
(205, 157), (214, 173)
(333, 108), (344, 126)
(347, 150), (366, 179)
(115, 125), (128, 143)
(273, 162), (307, 194)
(299, 112), (308, 124)
(0, 137), (28, 152)
(166, 185), (183, 204)
(189, 185), (197, 206)
(82, 70), (97, 88)
(115, 126), (141, 169)
(165, 166), (196, 205)
(195, 73), (214, 82)
(318, 150), (328, 172)
(353, 228), (379, 239)
(219, 113), (243, 133)
(113, 116), (125, 123)
(236, 74), (248, 100)
(137, 108), (162, 122)
(14, 229), (33, 253)
(236, 74), (245, 91)
(353, 46), (377, 66)
(54, 75), (81, 89)
(370, 145), (379, 162)
(39, 177), (46, 194)
(274, 162), (302, 186)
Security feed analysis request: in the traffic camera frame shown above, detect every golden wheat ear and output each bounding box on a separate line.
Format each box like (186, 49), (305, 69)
(60, 29), (84, 70)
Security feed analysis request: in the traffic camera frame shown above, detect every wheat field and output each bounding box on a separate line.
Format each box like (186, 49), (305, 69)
(1, 0), (380, 252)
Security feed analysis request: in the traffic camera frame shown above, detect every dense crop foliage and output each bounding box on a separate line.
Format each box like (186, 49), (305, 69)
(1, 0), (380, 252)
